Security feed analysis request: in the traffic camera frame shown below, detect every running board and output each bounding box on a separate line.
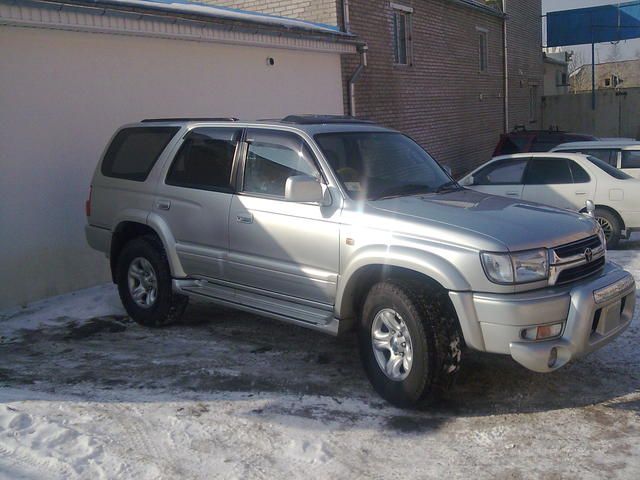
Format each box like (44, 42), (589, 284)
(173, 279), (340, 336)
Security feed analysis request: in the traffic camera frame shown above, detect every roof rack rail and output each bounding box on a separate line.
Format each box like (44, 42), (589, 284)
(281, 114), (375, 125)
(140, 117), (239, 123)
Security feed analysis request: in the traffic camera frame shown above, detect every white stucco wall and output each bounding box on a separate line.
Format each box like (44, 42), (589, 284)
(0, 26), (344, 308)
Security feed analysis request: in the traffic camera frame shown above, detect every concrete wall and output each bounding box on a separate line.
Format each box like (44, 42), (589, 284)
(341, 0), (505, 176)
(0, 26), (344, 309)
(207, 0), (339, 25)
(542, 88), (640, 139)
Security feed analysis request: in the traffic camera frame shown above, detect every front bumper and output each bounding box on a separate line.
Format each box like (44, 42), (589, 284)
(450, 262), (636, 373)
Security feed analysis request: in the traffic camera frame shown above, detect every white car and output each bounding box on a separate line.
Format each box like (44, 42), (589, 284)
(551, 140), (640, 179)
(459, 153), (640, 247)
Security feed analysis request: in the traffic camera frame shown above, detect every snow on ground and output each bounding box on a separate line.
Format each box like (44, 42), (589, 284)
(1, 238), (640, 479)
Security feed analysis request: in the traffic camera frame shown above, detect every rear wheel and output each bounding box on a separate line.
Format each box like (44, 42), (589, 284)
(116, 235), (188, 327)
(358, 280), (462, 408)
(595, 208), (621, 249)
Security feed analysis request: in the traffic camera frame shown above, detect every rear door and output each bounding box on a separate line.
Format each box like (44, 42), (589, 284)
(154, 127), (242, 279)
(467, 158), (527, 199)
(522, 157), (596, 211)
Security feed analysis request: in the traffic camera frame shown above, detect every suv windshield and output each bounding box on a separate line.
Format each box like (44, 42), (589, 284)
(315, 132), (455, 200)
(586, 156), (633, 180)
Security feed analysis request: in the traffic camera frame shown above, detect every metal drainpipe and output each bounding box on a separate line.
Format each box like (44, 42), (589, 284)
(343, 0), (351, 33)
(502, 0), (509, 133)
(349, 45), (368, 117)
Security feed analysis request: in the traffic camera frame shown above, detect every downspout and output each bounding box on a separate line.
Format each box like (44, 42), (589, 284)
(348, 44), (368, 117)
(502, 0), (509, 132)
(343, 0), (351, 33)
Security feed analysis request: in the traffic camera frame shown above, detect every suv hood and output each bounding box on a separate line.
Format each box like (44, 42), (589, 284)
(369, 189), (599, 252)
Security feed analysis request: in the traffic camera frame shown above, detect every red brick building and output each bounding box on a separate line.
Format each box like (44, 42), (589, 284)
(207, 0), (543, 175)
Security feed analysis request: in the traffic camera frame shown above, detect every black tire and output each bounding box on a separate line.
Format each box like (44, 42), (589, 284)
(358, 280), (462, 408)
(116, 235), (188, 327)
(595, 208), (621, 249)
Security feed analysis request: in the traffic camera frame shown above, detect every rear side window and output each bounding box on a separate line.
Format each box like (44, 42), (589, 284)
(524, 158), (572, 184)
(563, 149), (616, 166)
(568, 160), (591, 183)
(473, 159), (527, 185)
(621, 150), (640, 169)
(102, 127), (179, 181)
(586, 156), (632, 180)
(166, 128), (241, 192)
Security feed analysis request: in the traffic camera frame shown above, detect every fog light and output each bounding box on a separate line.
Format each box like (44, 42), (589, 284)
(520, 323), (563, 341)
(548, 347), (558, 368)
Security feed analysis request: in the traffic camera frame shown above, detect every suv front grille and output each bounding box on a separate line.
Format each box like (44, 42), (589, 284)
(549, 235), (605, 286)
(554, 235), (601, 259)
(556, 256), (605, 285)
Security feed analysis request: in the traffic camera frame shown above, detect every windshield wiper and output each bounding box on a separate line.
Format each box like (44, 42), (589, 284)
(372, 183), (434, 200)
(435, 180), (462, 193)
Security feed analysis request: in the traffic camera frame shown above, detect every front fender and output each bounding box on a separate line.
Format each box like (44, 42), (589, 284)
(335, 245), (471, 320)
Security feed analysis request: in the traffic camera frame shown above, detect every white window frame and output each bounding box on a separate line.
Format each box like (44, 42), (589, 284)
(477, 27), (488, 73)
(391, 3), (413, 66)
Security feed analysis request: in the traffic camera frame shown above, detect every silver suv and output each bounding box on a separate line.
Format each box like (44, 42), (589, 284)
(86, 115), (636, 407)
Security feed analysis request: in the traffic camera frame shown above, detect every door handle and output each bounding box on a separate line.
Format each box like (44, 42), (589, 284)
(156, 199), (171, 210)
(236, 214), (253, 224)
(506, 191), (520, 196)
(575, 191), (587, 195)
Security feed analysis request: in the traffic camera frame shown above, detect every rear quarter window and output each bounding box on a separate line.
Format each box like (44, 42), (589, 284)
(101, 127), (179, 181)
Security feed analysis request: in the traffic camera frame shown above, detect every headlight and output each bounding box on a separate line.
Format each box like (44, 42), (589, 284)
(481, 249), (549, 284)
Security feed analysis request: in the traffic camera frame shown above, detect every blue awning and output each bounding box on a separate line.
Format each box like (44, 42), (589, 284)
(547, 0), (640, 47)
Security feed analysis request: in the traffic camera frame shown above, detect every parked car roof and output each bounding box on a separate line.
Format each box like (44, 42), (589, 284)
(552, 140), (640, 150)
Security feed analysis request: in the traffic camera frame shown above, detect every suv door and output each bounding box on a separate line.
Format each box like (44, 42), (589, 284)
(467, 158), (527, 199)
(154, 127), (242, 279)
(521, 157), (596, 210)
(228, 128), (340, 308)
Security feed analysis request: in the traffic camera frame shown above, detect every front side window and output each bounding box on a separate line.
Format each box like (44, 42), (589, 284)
(524, 158), (572, 184)
(392, 8), (412, 65)
(315, 132), (452, 200)
(621, 150), (640, 169)
(477, 29), (488, 72)
(473, 159), (528, 185)
(243, 129), (320, 198)
(166, 128), (240, 191)
(102, 127), (179, 181)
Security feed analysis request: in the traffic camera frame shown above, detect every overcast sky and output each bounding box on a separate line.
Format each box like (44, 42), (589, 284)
(542, 0), (640, 67)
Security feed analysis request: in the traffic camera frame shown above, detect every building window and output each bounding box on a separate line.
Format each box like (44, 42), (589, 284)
(391, 3), (413, 65)
(477, 28), (488, 72)
(529, 85), (539, 123)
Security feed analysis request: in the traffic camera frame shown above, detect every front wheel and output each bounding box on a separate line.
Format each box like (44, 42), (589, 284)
(595, 208), (621, 249)
(116, 235), (188, 327)
(358, 280), (462, 408)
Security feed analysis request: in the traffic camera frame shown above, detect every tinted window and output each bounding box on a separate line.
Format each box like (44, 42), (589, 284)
(166, 128), (240, 191)
(524, 158), (572, 184)
(315, 132), (451, 200)
(102, 127), (178, 181)
(586, 156), (633, 180)
(243, 130), (319, 198)
(568, 160), (590, 183)
(562, 148), (616, 165)
(621, 150), (640, 169)
(497, 135), (532, 155)
(473, 159), (527, 185)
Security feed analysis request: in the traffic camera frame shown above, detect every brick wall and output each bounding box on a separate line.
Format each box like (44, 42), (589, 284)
(342, 0), (505, 175)
(505, 0), (543, 129)
(207, 0), (339, 26)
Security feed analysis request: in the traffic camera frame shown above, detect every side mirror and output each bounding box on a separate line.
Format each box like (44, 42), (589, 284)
(460, 175), (474, 187)
(585, 199), (595, 217)
(285, 175), (328, 204)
